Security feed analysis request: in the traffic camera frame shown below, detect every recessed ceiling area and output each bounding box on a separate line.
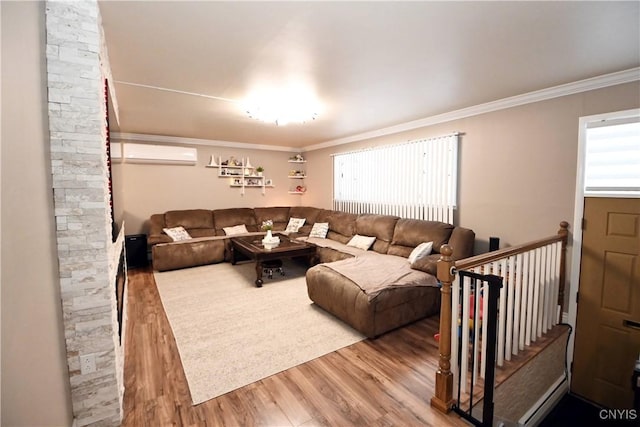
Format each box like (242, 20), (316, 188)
(99, 1), (640, 149)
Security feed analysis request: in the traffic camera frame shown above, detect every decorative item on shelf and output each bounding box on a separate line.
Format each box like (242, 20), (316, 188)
(289, 154), (305, 162)
(265, 178), (273, 186)
(245, 157), (254, 168)
(256, 166), (264, 176)
(207, 155), (218, 167)
(226, 156), (243, 167)
(296, 185), (306, 193)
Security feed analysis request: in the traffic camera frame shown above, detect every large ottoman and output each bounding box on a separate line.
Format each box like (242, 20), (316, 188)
(306, 259), (441, 338)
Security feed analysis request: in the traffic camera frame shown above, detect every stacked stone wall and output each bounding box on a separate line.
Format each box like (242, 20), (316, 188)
(45, 1), (122, 425)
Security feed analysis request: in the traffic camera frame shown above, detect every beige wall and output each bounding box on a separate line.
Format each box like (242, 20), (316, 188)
(115, 144), (305, 234)
(305, 82), (639, 311)
(115, 82), (640, 253)
(0, 2), (73, 425)
(305, 82), (640, 252)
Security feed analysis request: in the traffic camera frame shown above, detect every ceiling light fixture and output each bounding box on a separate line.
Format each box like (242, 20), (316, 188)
(245, 105), (318, 126)
(243, 87), (320, 126)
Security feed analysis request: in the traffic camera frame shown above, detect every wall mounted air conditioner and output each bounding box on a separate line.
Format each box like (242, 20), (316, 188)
(111, 143), (197, 165)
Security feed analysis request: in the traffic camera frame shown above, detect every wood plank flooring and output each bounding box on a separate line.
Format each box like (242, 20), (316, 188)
(121, 266), (469, 426)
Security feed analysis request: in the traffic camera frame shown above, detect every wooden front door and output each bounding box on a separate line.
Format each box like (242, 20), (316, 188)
(572, 197), (640, 408)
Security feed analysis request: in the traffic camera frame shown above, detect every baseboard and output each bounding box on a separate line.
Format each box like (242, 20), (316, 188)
(518, 375), (568, 426)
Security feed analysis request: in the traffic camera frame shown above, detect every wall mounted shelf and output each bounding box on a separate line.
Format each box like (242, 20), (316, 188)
(207, 156), (272, 195)
(288, 155), (307, 195)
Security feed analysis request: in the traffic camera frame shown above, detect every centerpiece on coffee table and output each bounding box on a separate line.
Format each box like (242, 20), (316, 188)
(261, 220), (280, 248)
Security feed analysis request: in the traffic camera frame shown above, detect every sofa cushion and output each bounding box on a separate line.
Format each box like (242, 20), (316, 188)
(254, 207), (291, 231)
(388, 219), (454, 258)
(188, 229), (217, 238)
(288, 206), (322, 234)
(165, 209), (214, 230)
(327, 211), (358, 244)
(152, 238), (226, 271)
(214, 208), (258, 235)
(355, 214), (399, 254)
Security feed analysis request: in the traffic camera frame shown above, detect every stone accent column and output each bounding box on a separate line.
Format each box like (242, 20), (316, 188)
(45, 1), (122, 425)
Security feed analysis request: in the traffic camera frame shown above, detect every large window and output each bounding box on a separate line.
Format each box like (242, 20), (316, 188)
(333, 134), (459, 223)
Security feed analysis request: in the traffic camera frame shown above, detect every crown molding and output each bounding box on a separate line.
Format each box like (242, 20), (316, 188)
(111, 132), (301, 153)
(112, 68), (639, 153)
(304, 67), (640, 152)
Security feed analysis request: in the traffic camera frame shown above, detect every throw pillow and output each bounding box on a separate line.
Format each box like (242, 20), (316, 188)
(223, 224), (248, 236)
(163, 226), (192, 242)
(346, 234), (376, 251)
(309, 222), (329, 238)
(285, 217), (306, 233)
(408, 241), (434, 264)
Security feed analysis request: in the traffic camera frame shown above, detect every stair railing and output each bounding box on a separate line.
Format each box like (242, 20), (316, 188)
(431, 222), (569, 417)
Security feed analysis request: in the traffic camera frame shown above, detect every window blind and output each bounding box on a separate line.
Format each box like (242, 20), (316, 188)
(584, 120), (640, 194)
(333, 133), (459, 223)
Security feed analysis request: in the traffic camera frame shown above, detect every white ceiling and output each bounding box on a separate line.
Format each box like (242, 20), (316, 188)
(99, 1), (640, 149)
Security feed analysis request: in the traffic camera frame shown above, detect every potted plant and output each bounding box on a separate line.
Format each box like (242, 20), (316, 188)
(261, 220), (277, 243)
(256, 166), (264, 176)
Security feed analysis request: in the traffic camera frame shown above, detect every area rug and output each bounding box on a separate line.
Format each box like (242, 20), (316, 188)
(153, 260), (365, 405)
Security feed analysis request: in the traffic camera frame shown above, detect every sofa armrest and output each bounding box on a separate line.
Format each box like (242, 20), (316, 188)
(411, 227), (475, 275)
(148, 234), (172, 246)
(148, 213), (170, 246)
(448, 227), (475, 260)
(409, 254), (439, 275)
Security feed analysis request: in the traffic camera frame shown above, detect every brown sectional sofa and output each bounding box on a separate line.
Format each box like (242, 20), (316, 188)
(148, 206), (475, 338)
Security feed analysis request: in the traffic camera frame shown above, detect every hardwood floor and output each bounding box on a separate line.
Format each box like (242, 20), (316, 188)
(121, 266), (469, 426)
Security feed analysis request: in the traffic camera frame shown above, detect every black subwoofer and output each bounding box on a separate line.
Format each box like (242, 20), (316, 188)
(125, 234), (148, 268)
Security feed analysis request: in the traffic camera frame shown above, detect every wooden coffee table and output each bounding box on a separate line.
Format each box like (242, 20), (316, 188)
(230, 233), (316, 287)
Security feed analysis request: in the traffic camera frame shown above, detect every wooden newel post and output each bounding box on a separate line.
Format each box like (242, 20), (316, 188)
(431, 244), (455, 413)
(557, 221), (569, 315)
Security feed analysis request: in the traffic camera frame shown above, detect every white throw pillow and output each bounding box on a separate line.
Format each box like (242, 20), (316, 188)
(346, 234), (376, 251)
(285, 217), (306, 233)
(408, 241), (434, 264)
(223, 224), (248, 236)
(163, 226), (192, 242)
(309, 222), (329, 238)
